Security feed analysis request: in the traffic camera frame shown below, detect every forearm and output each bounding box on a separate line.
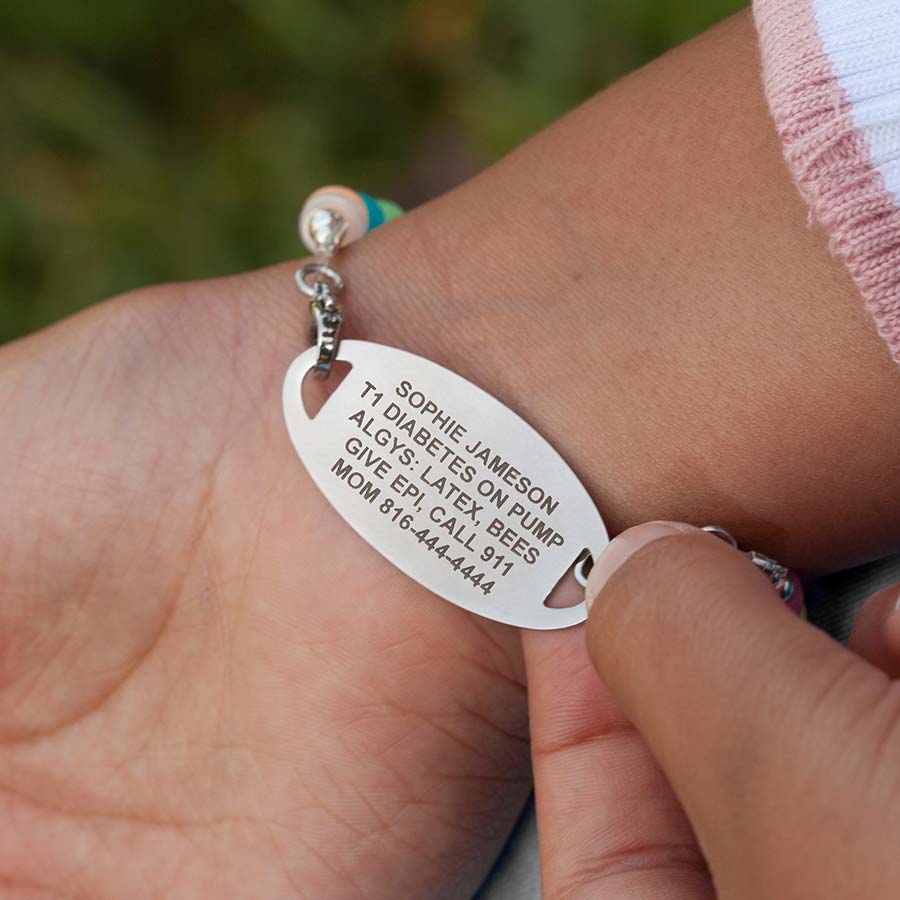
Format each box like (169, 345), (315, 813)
(251, 11), (894, 574)
(53, 10), (897, 575)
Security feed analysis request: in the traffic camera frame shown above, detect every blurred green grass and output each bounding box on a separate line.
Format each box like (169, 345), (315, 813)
(0, 0), (743, 342)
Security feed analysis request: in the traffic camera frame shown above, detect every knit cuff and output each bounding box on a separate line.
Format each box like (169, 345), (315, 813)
(753, 0), (900, 361)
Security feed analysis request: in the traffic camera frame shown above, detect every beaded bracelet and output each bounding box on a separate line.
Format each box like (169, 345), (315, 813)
(283, 185), (805, 628)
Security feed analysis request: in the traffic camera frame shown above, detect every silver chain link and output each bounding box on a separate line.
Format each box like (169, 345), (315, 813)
(573, 526), (797, 604)
(295, 209), (348, 377)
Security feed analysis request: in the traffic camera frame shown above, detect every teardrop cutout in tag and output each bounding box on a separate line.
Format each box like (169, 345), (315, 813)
(282, 340), (609, 629)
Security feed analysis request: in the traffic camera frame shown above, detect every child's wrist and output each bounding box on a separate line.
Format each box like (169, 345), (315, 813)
(236, 10), (900, 574)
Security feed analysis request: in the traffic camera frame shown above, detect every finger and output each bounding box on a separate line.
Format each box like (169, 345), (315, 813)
(523, 619), (714, 900)
(848, 583), (900, 677)
(585, 523), (900, 899)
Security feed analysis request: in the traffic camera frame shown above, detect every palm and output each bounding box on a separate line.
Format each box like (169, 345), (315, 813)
(0, 274), (531, 899)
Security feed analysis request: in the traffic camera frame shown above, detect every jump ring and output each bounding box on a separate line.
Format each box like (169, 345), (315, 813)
(295, 262), (344, 298)
(701, 525), (738, 548)
(573, 552), (593, 588)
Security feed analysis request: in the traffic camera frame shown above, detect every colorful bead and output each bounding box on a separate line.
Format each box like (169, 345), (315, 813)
(359, 192), (385, 230)
(299, 185), (403, 254)
(377, 199), (403, 224)
(784, 570), (806, 617)
(299, 186), (368, 253)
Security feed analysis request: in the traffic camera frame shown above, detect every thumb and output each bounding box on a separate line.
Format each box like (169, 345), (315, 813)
(848, 583), (900, 678)
(585, 522), (900, 899)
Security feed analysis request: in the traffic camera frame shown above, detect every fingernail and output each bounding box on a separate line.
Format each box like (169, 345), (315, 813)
(585, 521), (698, 613)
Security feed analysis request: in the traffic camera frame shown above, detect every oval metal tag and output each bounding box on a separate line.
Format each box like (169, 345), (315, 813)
(283, 340), (608, 629)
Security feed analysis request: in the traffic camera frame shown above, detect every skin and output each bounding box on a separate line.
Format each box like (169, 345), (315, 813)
(526, 522), (900, 898)
(1, 9), (899, 899)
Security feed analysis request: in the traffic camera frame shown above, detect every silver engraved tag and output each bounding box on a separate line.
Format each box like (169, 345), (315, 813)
(283, 340), (608, 629)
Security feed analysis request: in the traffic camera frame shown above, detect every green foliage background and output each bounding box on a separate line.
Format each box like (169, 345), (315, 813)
(0, 0), (743, 342)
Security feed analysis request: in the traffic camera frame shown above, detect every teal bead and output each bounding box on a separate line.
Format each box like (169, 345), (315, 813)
(359, 192), (403, 232)
(359, 192), (385, 231)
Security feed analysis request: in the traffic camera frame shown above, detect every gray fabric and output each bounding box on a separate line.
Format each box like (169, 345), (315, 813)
(475, 799), (540, 900)
(475, 553), (900, 900)
(805, 553), (900, 641)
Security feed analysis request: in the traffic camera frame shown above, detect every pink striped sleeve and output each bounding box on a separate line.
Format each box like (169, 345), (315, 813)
(753, 0), (900, 361)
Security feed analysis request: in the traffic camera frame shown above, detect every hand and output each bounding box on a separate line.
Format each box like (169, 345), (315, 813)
(3, 10), (900, 899)
(0, 274), (532, 900)
(526, 522), (900, 898)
